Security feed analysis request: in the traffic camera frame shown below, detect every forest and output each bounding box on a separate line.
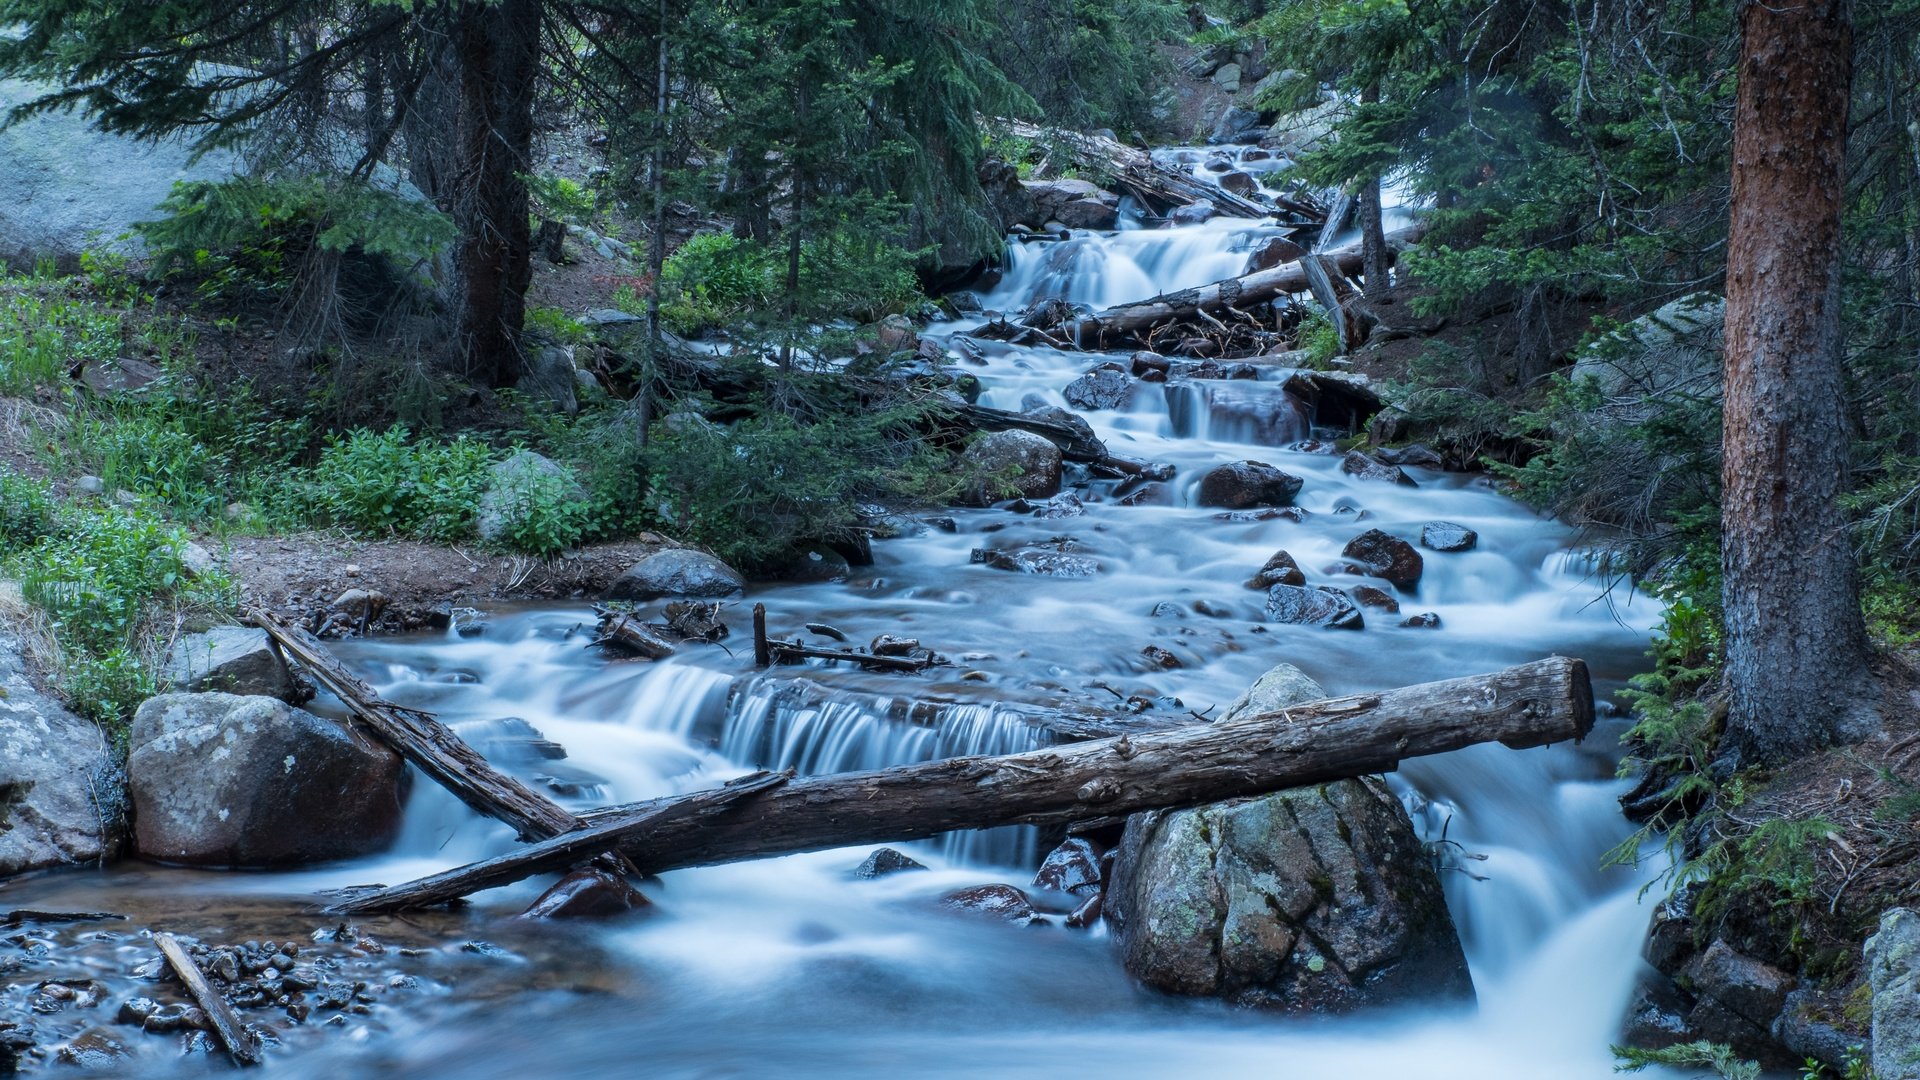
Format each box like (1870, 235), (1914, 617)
(0, 0), (1916, 1076)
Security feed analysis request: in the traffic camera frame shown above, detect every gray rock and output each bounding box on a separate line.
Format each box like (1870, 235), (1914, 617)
(127, 694), (406, 867)
(476, 450), (587, 545)
(1218, 170), (1257, 197)
(1021, 402), (1101, 452)
(1108, 765), (1471, 1011)
(0, 633), (124, 877)
(960, 430), (1064, 504)
(1682, 939), (1794, 1028)
(1869, 907), (1920, 1080)
(1211, 62), (1243, 93)
(1196, 460), (1303, 509)
(1219, 662), (1325, 723)
(1020, 179), (1119, 231)
(1569, 293), (1724, 410)
(1245, 235), (1307, 274)
(605, 548), (746, 602)
(1265, 583), (1365, 629)
(1340, 449), (1417, 486)
(1210, 106), (1266, 145)
(1260, 99), (1341, 157)
(1420, 521), (1478, 552)
(1063, 366), (1134, 411)
(165, 626), (299, 700)
(970, 543), (1099, 577)
(0, 77), (244, 269)
(73, 475), (105, 497)
(1775, 988), (1868, 1076)
(1169, 201), (1219, 226)
(516, 344), (579, 416)
(855, 847), (927, 879)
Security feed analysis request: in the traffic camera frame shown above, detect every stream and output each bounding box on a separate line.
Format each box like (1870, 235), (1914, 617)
(4, 150), (1678, 1077)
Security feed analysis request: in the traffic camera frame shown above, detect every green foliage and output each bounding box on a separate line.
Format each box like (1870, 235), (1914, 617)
(0, 469), (56, 549)
(0, 272), (125, 394)
(1691, 815), (1836, 930)
(279, 428), (496, 543)
(1612, 1040), (1759, 1080)
(525, 172), (598, 224)
(525, 306), (590, 347)
(483, 457), (592, 558)
(980, 0), (1182, 133)
(2, 485), (234, 727)
(652, 228), (924, 336)
(1298, 311), (1341, 366)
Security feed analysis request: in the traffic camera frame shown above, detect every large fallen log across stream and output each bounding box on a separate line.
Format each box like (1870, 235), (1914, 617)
(997, 120), (1321, 223)
(332, 656), (1592, 914)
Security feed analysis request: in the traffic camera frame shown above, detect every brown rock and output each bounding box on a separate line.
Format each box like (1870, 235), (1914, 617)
(516, 868), (651, 919)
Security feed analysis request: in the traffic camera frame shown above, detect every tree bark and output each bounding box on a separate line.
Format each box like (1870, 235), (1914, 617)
(332, 657), (1593, 913)
(1359, 178), (1390, 297)
(1719, 0), (1870, 765)
(998, 120), (1318, 222)
(451, 0), (539, 388)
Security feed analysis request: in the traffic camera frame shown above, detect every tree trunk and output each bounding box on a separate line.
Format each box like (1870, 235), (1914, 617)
(1719, 0), (1869, 765)
(1357, 83), (1391, 298)
(646, 1), (669, 351)
(451, 0), (539, 388)
(332, 657), (1594, 913)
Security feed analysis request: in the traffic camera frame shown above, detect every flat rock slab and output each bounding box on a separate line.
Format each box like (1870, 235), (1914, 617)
(0, 632), (123, 877)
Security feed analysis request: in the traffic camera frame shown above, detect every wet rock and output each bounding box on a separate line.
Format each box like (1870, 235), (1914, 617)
(1246, 236), (1307, 274)
(1643, 885), (1698, 974)
(1021, 402), (1099, 450)
(1399, 612), (1442, 629)
(1621, 974), (1695, 1052)
(1374, 444), (1445, 468)
(55, 1029), (130, 1068)
(960, 429), (1064, 504)
(475, 451), (586, 545)
(856, 848), (928, 879)
(1349, 585), (1401, 613)
(1868, 907), (1920, 1080)
(1244, 550), (1305, 590)
(1219, 662), (1326, 722)
(970, 542), (1099, 577)
(0, 629), (125, 877)
(1210, 106), (1266, 145)
(165, 625), (302, 700)
(1169, 201), (1219, 227)
(870, 635), (920, 657)
(1775, 988), (1866, 1075)
(116, 997), (160, 1025)
(1033, 838), (1106, 896)
(516, 868), (651, 919)
(1021, 178), (1120, 232)
(1107, 773), (1473, 1012)
(1264, 584), (1364, 630)
(1213, 506), (1310, 524)
(1129, 351), (1172, 379)
(1340, 449), (1417, 486)
(127, 693), (407, 867)
(1063, 365), (1134, 411)
(941, 884), (1040, 924)
(1419, 521), (1478, 552)
(1218, 170), (1257, 197)
(776, 547), (851, 584)
(1341, 529), (1424, 591)
(1195, 460), (1303, 509)
(605, 548), (746, 602)
(1140, 645), (1182, 670)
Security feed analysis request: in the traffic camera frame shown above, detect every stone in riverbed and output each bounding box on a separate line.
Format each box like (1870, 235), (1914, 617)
(1219, 662), (1326, 722)
(127, 693), (407, 867)
(516, 868), (651, 919)
(1196, 460), (1303, 509)
(1264, 584), (1364, 629)
(605, 548), (746, 602)
(941, 884), (1040, 923)
(1400, 612), (1442, 629)
(1340, 449), (1417, 486)
(1033, 837), (1106, 896)
(970, 542), (1099, 577)
(1349, 585), (1400, 613)
(855, 847), (928, 879)
(1341, 529), (1424, 591)
(1245, 549), (1305, 590)
(1063, 366), (1134, 411)
(959, 429), (1064, 504)
(1420, 521), (1478, 552)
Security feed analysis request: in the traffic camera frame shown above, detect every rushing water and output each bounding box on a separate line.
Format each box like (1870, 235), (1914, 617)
(4, 164), (1682, 1077)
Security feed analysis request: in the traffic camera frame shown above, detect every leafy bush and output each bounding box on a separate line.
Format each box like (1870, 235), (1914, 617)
(281, 427), (496, 542)
(525, 172), (599, 224)
(485, 464), (592, 557)
(0, 273), (125, 393)
(653, 229), (925, 336)
(0, 469), (55, 550)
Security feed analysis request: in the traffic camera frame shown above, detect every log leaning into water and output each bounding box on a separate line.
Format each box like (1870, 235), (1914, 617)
(333, 656), (1593, 914)
(154, 932), (261, 1066)
(251, 609), (586, 843)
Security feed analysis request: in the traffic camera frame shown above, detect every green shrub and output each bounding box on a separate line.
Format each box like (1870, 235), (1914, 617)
(0, 274), (125, 394)
(0, 469), (55, 551)
(284, 427), (496, 542)
(486, 465), (592, 557)
(652, 229), (926, 336)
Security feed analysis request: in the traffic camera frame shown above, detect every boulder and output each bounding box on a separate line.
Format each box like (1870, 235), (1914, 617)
(1260, 99), (1341, 157)
(515, 344), (579, 416)
(1342, 529), (1424, 591)
(1349, 585), (1400, 613)
(1021, 402), (1099, 451)
(941, 884), (1039, 923)
(1211, 62), (1244, 93)
(476, 450), (588, 545)
(855, 847), (928, 879)
(0, 77), (245, 269)
(1246, 235), (1307, 274)
(970, 543), (1099, 577)
(1063, 366), (1134, 411)
(1400, 613), (1442, 629)
(1869, 907), (1920, 1080)
(1107, 661), (1472, 1012)
(1245, 549), (1305, 590)
(1169, 202), (1219, 226)
(1033, 837), (1106, 896)
(1195, 461), (1303, 509)
(960, 429), (1064, 503)
(1682, 940), (1794, 1030)
(1219, 662), (1326, 722)
(1420, 521), (1478, 552)
(165, 626), (301, 700)
(1340, 449), (1417, 486)
(127, 694), (407, 867)
(1218, 171), (1258, 197)
(0, 633), (124, 878)
(1265, 584), (1364, 629)
(1210, 106), (1267, 145)
(605, 548), (746, 602)
(1021, 179), (1120, 231)
(1374, 444), (1445, 468)
(1569, 293), (1724, 410)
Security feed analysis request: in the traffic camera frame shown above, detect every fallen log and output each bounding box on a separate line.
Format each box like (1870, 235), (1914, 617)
(1058, 225), (1423, 349)
(251, 608), (587, 844)
(591, 607), (676, 660)
(998, 120), (1300, 222)
(335, 657), (1592, 913)
(153, 933), (261, 1066)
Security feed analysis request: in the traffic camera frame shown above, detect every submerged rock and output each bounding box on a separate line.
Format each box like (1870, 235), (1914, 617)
(970, 542), (1099, 577)
(1033, 838), (1107, 896)
(941, 884), (1040, 924)
(1420, 521), (1478, 552)
(1196, 461), (1303, 509)
(1340, 450), (1417, 487)
(605, 548), (746, 602)
(0, 632), (124, 878)
(127, 693), (407, 867)
(1348, 585), (1401, 614)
